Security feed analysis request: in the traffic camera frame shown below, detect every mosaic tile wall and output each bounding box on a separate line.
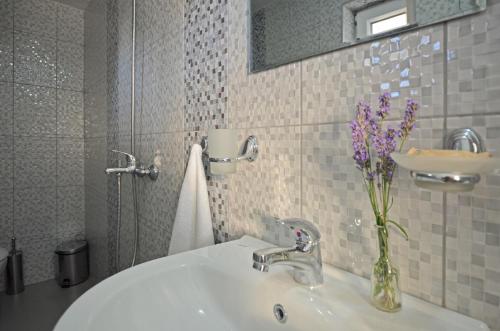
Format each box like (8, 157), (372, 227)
(184, 0), (228, 132)
(184, 0), (230, 243)
(0, 0), (85, 289)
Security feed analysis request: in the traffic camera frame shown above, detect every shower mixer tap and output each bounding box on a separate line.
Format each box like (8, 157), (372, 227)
(105, 150), (159, 180)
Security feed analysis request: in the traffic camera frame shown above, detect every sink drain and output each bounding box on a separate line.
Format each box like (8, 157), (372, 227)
(273, 304), (287, 323)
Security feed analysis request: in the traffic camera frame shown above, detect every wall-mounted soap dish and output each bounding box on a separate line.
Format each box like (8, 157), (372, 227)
(392, 128), (500, 192)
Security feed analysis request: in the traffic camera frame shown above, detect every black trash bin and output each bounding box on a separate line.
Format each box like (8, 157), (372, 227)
(55, 240), (89, 288)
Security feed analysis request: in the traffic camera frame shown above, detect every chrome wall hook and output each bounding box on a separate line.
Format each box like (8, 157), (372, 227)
(201, 136), (208, 154)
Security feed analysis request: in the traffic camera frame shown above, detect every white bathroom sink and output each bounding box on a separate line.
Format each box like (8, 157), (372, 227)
(54, 236), (489, 331)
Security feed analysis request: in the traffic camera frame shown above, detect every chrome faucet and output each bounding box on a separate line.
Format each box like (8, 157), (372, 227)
(252, 218), (323, 286)
(105, 150), (159, 180)
(105, 150), (137, 175)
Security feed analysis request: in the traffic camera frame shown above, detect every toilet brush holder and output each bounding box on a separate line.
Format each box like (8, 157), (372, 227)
(6, 237), (25, 295)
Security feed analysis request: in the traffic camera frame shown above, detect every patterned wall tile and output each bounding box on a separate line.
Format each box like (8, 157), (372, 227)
(13, 0), (57, 38)
(57, 185), (85, 242)
(13, 31), (56, 87)
(0, 0), (13, 31)
(13, 136), (57, 188)
(136, 212), (169, 264)
(184, 0), (228, 131)
(83, 0), (107, 90)
(107, 65), (132, 138)
(57, 137), (84, 186)
(135, 132), (184, 255)
(114, 204), (135, 271)
(57, 40), (84, 91)
(84, 185), (109, 279)
(0, 27), (13, 82)
(1, 133), (14, 266)
(301, 117), (445, 305)
(0, 136), (13, 190)
(0, 82), (13, 135)
(17, 235), (57, 285)
(57, 2), (84, 45)
(137, 0), (184, 53)
(0, 187), (13, 238)
(302, 24), (445, 125)
(13, 83), (56, 136)
(227, 126), (301, 239)
(140, 36), (184, 134)
(445, 115), (500, 330)
(227, 0), (301, 129)
(14, 187), (57, 239)
(57, 88), (84, 137)
(84, 88), (107, 138)
(447, 0), (500, 116)
(57, 136), (84, 159)
(84, 137), (107, 193)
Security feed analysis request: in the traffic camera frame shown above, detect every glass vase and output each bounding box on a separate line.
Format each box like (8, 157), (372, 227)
(370, 224), (402, 312)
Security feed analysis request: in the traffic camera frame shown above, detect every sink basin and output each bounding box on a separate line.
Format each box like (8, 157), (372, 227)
(55, 236), (489, 331)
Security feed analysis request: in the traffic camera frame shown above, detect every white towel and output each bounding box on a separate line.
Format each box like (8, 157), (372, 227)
(169, 144), (214, 255)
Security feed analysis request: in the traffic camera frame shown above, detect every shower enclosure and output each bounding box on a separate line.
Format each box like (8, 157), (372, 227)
(84, 0), (185, 279)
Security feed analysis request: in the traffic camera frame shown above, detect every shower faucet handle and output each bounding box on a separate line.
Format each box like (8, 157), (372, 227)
(111, 150), (137, 167)
(106, 150), (158, 180)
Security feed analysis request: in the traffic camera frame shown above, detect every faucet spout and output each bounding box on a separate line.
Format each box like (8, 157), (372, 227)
(252, 219), (323, 286)
(253, 246), (297, 272)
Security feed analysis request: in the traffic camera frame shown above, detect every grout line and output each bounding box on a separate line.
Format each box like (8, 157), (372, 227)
(6, 80), (83, 93)
(11, 11), (15, 239)
(55, 7), (60, 245)
(299, 60), (303, 218)
(12, 27), (84, 47)
(181, 111), (500, 133)
(441, 21), (449, 308)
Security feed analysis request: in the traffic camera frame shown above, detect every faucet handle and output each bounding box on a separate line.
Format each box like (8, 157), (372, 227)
(279, 218), (321, 251)
(111, 150), (136, 166)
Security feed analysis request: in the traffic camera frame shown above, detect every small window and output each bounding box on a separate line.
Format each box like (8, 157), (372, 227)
(369, 10), (408, 35)
(354, 0), (409, 40)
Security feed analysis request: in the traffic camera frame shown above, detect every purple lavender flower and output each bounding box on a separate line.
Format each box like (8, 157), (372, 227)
(351, 101), (377, 173)
(398, 99), (419, 139)
(349, 94), (416, 242)
(350, 120), (370, 170)
(372, 126), (397, 158)
(377, 93), (391, 119)
(356, 101), (373, 132)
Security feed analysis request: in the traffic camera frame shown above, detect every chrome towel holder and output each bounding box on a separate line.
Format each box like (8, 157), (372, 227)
(200, 135), (259, 163)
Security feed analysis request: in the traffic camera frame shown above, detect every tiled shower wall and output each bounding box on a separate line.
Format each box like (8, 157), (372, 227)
(84, 0), (186, 276)
(84, 0), (109, 279)
(0, 0), (85, 288)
